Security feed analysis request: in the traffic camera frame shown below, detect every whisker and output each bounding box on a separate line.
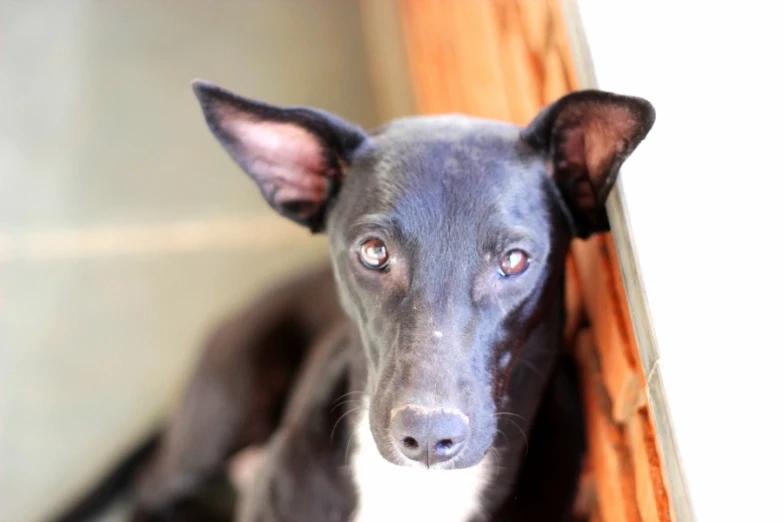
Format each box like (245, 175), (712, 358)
(494, 427), (510, 450)
(345, 403), (371, 466)
(494, 412), (529, 457)
(331, 406), (362, 442)
(490, 447), (502, 481)
(333, 390), (367, 401)
(331, 390), (366, 408)
(330, 398), (363, 414)
(495, 411), (528, 423)
(517, 358), (544, 379)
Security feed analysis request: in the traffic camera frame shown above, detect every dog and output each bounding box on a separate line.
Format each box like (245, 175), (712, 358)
(48, 81), (654, 522)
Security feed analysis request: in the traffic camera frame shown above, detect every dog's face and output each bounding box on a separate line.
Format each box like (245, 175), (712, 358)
(193, 82), (655, 470)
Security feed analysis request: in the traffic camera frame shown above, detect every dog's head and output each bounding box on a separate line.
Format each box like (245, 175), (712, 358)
(193, 81), (654, 470)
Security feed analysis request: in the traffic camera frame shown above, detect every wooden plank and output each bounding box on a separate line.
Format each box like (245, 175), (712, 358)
(572, 237), (643, 424)
(399, 0), (455, 113)
(547, 0), (580, 89)
(629, 408), (673, 522)
(542, 41), (569, 105)
(575, 329), (642, 522)
(519, 0), (552, 58)
(492, 0), (543, 124)
(572, 460), (598, 520)
(449, 1), (512, 119)
(604, 235), (648, 384)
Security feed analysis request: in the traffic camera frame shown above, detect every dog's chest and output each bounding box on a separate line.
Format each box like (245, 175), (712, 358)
(349, 412), (491, 522)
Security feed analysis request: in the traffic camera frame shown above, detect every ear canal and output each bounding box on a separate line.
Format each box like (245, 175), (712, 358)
(191, 80), (367, 232)
(524, 89), (655, 238)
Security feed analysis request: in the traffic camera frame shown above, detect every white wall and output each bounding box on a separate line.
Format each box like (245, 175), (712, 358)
(575, 2), (783, 520)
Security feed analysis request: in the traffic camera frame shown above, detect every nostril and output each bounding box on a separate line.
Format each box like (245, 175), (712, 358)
(402, 436), (419, 450)
(435, 439), (454, 451)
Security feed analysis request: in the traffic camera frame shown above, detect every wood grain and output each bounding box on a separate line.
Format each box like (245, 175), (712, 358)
(576, 329), (642, 522)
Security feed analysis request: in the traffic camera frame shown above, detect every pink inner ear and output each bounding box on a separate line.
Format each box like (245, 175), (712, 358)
(562, 103), (640, 183)
(559, 127), (599, 211)
(226, 117), (332, 214)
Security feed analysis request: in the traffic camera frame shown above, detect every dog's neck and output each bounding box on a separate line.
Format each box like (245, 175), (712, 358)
(345, 279), (567, 522)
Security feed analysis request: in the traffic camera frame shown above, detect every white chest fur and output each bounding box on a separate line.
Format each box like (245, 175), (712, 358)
(350, 410), (492, 522)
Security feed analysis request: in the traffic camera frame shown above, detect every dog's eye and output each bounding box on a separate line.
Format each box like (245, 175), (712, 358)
(359, 238), (389, 270)
(498, 249), (530, 277)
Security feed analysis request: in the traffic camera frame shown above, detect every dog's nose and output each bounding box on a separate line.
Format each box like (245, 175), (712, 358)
(390, 406), (469, 466)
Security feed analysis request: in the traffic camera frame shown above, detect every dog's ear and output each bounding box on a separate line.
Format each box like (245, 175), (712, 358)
(192, 80), (368, 232)
(523, 90), (655, 238)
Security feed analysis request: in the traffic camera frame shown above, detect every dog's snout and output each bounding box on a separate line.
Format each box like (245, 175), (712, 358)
(390, 406), (469, 467)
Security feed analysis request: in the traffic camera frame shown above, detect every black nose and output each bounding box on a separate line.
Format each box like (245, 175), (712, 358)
(390, 406), (469, 466)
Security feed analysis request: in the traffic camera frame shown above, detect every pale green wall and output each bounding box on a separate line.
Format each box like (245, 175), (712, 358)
(0, 2), (379, 521)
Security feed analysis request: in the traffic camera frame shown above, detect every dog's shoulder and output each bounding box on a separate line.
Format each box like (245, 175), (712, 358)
(238, 320), (360, 521)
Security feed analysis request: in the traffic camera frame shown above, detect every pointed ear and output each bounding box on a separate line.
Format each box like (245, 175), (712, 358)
(192, 80), (368, 232)
(523, 90), (655, 238)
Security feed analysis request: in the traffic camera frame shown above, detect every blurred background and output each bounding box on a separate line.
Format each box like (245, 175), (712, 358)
(0, 2), (413, 521)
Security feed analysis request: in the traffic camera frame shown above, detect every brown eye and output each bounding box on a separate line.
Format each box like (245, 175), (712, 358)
(359, 238), (389, 270)
(499, 249), (530, 277)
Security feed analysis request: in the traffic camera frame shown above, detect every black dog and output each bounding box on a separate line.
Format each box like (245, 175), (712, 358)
(49, 82), (654, 522)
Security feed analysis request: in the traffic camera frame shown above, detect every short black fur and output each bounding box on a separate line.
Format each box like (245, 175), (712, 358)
(46, 82), (654, 522)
